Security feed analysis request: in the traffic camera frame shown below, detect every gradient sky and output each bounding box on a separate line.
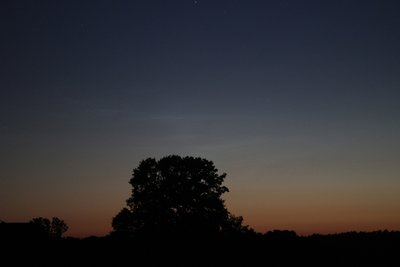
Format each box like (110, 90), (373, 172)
(1, 0), (400, 237)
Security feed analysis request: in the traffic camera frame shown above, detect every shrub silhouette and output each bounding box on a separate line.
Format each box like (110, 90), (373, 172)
(112, 155), (248, 236)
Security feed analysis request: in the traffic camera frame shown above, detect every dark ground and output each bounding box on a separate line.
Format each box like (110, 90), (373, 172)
(3, 231), (399, 266)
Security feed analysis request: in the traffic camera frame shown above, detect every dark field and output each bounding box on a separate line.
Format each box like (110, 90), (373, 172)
(4, 231), (399, 266)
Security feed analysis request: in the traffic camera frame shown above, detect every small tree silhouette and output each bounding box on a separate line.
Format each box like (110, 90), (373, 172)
(112, 155), (248, 236)
(30, 217), (68, 238)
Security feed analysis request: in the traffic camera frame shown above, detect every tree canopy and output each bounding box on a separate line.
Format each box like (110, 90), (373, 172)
(112, 155), (249, 236)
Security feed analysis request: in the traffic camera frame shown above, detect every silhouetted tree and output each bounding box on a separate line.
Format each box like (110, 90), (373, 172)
(51, 217), (68, 238)
(223, 214), (254, 235)
(112, 155), (248, 236)
(111, 208), (135, 236)
(30, 217), (68, 238)
(30, 217), (51, 234)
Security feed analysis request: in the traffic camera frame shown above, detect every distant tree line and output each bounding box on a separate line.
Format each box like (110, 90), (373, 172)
(0, 216), (68, 242)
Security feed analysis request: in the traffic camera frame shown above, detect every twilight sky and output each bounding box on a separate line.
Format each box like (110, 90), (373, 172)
(1, 0), (400, 237)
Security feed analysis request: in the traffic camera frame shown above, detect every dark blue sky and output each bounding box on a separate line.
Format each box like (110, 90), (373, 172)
(1, 0), (400, 236)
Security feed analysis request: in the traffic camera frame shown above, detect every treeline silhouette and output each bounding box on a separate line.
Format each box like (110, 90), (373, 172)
(2, 156), (398, 266)
(2, 226), (399, 266)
